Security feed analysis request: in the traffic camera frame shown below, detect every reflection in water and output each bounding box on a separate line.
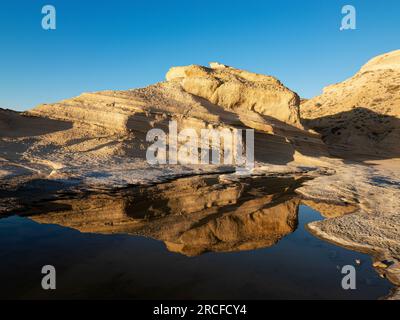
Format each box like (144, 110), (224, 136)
(0, 175), (393, 299)
(25, 176), (306, 256)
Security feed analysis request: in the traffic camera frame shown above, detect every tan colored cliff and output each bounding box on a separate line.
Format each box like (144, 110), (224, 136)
(301, 50), (400, 158)
(166, 63), (301, 126)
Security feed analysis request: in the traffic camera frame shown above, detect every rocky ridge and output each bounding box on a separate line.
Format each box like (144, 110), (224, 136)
(301, 50), (400, 158)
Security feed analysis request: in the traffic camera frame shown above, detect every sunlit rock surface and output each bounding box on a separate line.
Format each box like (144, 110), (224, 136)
(0, 62), (327, 214)
(301, 50), (400, 159)
(0, 61), (326, 200)
(166, 63), (301, 126)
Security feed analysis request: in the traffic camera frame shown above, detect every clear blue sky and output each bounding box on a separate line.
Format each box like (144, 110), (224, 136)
(1, 0), (399, 111)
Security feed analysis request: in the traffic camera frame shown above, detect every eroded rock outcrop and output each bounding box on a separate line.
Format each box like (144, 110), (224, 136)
(167, 63), (301, 126)
(301, 50), (400, 158)
(28, 63), (302, 133)
(0, 63), (326, 205)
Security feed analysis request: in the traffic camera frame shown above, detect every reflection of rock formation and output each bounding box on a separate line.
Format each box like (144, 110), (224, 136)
(26, 175), (303, 256)
(165, 197), (299, 256)
(301, 200), (357, 218)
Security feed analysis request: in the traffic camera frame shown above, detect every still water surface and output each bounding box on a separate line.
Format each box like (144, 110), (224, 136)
(0, 175), (393, 299)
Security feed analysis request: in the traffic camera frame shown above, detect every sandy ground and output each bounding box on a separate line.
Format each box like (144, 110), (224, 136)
(297, 158), (400, 289)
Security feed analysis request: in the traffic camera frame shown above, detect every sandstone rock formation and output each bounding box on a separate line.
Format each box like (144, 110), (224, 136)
(0, 63), (326, 210)
(166, 63), (301, 126)
(29, 63), (302, 133)
(301, 50), (400, 158)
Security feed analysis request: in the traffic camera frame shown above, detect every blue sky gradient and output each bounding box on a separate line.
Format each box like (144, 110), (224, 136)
(1, 0), (399, 110)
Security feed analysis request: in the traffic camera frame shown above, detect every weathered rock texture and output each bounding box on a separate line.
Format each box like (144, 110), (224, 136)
(166, 63), (301, 126)
(297, 158), (400, 288)
(301, 50), (400, 158)
(0, 63), (326, 207)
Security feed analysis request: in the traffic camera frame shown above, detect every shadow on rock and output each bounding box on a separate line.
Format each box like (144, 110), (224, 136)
(302, 107), (400, 161)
